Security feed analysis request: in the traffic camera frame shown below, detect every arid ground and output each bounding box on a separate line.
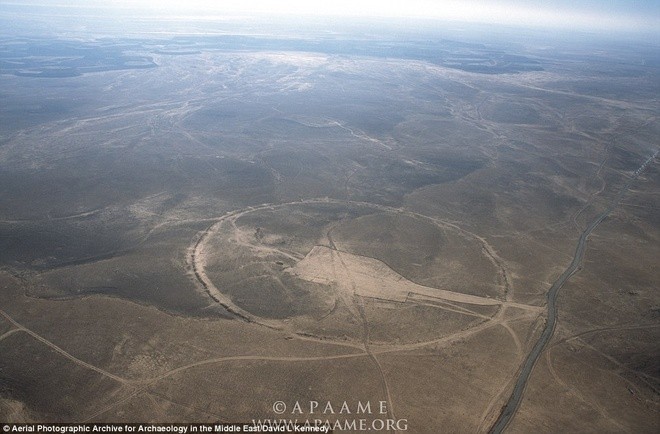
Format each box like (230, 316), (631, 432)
(0, 24), (658, 433)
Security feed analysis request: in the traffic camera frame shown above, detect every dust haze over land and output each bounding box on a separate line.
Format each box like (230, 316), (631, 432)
(0, 9), (659, 434)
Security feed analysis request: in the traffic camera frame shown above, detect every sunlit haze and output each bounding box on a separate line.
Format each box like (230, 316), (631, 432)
(2, 0), (659, 33)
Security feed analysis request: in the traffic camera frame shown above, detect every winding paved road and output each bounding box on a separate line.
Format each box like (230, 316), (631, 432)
(489, 150), (658, 433)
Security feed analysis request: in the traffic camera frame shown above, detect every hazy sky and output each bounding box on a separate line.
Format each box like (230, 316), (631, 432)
(2, 0), (659, 32)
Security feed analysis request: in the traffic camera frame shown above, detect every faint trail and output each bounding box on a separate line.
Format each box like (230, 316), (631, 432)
(82, 386), (147, 422)
(544, 348), (631, 433)
(137, 352), (368, 384)
(329, 120), (393, 150)
(356, 296), (398, 431)
(578, 340), (660, 392)
(0, 292), (532, 400)
(571, 140), (613, 231)
(551, 323), (660, 348)
(146, 390), (232, 422)
(0, 308), (128, 384)
(373, 309), (536, 356)
(327, 249), (362, 320)
(0, 328), (21, 341)
(405, 296), (493, 319)
(0, 207), (104, 224)
(344, 167), (358, 200)
(327, 229), (397, 431)
(489, 150), (658, 434)
(545, 348), (569, 393)
(571, 116), (656, 232)
(0, 303), (372, 388)
(148, 306), (538, 383)
(495, 81), (648, 109)
(501, 323), (522, 355)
